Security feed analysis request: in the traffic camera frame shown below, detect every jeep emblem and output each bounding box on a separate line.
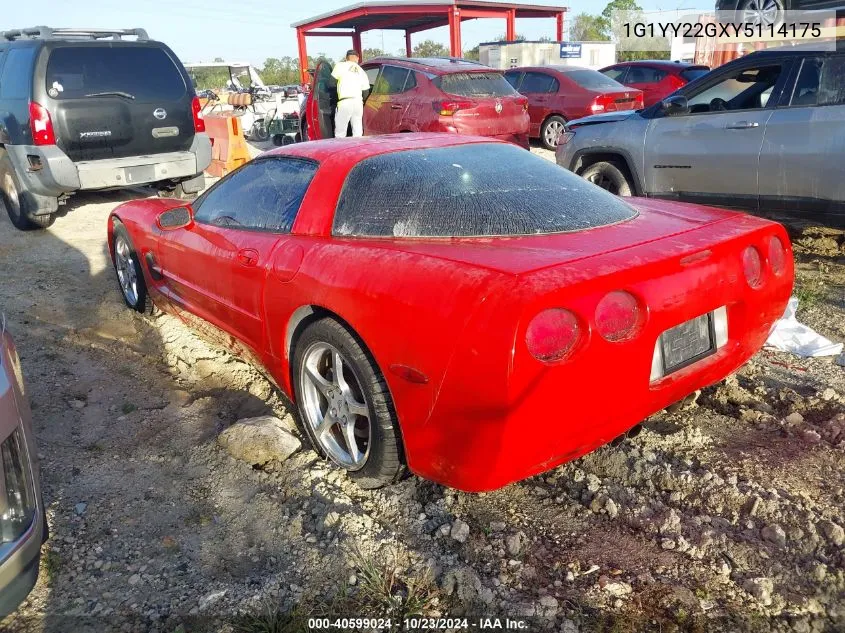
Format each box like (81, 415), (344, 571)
(153, 108), (167, 120)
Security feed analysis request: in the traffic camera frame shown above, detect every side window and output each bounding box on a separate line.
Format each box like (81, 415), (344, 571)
(790, 56), (845, 107)
(193, 158), (318, 233)
(373, 65), (409, 95)
(627, 66), (667, 84)
(520, 71), (558, 94)
(504, 71), (522, 89)
(403, 71), (417, 92)
(602, 67), (628, 83)
(365, 66), (380, 89)
(686, 64), (783, 113)
(0, 47), (36, 100)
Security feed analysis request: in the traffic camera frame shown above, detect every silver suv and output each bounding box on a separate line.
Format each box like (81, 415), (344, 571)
(556, 43), (845, 222)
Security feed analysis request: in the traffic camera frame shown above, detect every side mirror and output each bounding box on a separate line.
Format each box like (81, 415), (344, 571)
(157, 205), (193, 231)
(661, 95), (689, 116)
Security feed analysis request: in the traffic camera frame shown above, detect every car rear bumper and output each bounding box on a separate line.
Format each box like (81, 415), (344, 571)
(431, 122), (530, 149)
(6, 133), (212, 203)
(403, 217), (793, 492)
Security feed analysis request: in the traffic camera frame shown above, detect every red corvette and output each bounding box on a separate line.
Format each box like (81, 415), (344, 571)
(107, 134), (793, 492)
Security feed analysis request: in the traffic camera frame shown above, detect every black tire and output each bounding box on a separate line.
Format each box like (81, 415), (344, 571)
(579, 161), (633, 197)
(292, 318), (405, 489)
(0, 154), (55, 231)
(252, 120), (270, 142)
(540, 115), (567, 151)
(111, 220), (150, 313)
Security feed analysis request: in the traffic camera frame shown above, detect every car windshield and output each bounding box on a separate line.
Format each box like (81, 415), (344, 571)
(333, 143), (638, 238)
(435, 72), (516, 97)
(45, 46), (187, 101)
(564, 69), (625, 90)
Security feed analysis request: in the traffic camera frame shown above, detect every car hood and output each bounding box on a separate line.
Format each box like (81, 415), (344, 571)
(568, 110), (641, 128)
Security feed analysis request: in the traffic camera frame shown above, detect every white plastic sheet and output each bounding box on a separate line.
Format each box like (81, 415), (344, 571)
(765, 297), (844, 358)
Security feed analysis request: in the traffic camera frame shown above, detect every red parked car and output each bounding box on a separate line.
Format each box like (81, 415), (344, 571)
(107, 134), (792, 492)
(504, 66), (644, 150)
(305, 57), (530, 147)
(600, 60), (711, 107)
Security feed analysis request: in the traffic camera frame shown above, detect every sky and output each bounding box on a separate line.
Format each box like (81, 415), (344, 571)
(5, 0), (706, 67)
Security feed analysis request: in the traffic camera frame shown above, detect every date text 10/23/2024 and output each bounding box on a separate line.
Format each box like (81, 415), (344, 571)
(307, 617), (530, 630)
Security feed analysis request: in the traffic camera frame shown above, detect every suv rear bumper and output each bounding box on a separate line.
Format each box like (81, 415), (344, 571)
(7, 133), (212, 200)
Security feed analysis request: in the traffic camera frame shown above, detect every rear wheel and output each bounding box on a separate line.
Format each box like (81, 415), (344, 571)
(0, 155), (55, 231)
(579, 161), (633, 197)
(111, 221), (150, 313)
(540, 115), (567, 151)
(293, 318), (405, 489)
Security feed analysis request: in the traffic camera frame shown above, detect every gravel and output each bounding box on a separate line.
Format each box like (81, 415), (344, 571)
(1, 147), (843, 632)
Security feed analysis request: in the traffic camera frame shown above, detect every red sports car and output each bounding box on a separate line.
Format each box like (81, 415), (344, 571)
(107, 134), (793, 492)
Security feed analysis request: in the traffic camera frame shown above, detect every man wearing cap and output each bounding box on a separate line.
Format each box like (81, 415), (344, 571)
(332, 50), (370, 138)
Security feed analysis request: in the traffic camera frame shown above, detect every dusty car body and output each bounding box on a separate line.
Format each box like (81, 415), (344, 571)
(108, 133), (792, 492)
(0, 322), (46, 617)
(557, 43), (845, 220)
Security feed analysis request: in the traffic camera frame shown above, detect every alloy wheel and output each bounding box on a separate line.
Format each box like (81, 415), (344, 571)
(299, 342), (372, 470)
(740, 0), (783, 28)
(114, 237), (139, 306)
(544, 120), (565, 148)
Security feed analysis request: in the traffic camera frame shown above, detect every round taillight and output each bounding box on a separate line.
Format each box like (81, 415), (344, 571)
(768, 236), (786, 277)
(742, 246), (764, 288)
(595, 290), (642, 342)
(526, 309), (580, 363)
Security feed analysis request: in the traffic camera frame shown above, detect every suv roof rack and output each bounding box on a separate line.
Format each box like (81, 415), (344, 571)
(0, 26), (150, 42)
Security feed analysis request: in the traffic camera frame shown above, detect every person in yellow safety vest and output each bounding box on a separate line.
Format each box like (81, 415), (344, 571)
(332, 50), (370, 138)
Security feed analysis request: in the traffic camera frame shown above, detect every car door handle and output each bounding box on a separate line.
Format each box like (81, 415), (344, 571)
(725, 121), (760, 129)
(237, 248), (259, 267)
(390, 104), (403, 109)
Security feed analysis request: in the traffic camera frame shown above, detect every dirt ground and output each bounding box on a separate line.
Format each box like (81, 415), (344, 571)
(0, 145), (843, 633)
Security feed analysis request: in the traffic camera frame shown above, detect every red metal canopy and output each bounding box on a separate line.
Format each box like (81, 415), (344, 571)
(292, 0), (568, 83)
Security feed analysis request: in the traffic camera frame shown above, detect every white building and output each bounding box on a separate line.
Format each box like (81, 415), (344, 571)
(480, 41), (617, 70)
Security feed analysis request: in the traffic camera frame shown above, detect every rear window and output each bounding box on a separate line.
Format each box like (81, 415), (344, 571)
(435, 72), (516, 97)
(680, 67), (710, 82)
(45, 46), (187, 101)
(333, 144), (637, 238)
(564, 69), (625, 90)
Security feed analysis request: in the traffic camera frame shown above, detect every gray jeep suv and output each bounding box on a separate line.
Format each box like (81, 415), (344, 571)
(557, 42), (845, 222)
(0, 27), (212, 230)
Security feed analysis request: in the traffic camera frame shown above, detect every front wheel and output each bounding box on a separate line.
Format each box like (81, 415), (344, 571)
(293, 318), (405, 489)
(540, 115), (567, 151)
(579, 161), (633, 197)
(111, 221), (150, 313)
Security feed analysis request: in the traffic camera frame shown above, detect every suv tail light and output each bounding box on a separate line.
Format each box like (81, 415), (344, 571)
(526, 309), (582, 363)
(595, 291), (643, 342)
(434, 99), (474, 116)
(742, 245), (764, 288)
(191, 96), (206, 133)
(29, 101), (56, 146)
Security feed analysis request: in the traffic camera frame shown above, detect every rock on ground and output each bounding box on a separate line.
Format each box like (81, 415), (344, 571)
(217, 415), (301, 465)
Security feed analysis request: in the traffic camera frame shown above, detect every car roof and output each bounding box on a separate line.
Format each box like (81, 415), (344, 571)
(746, 39), (845, 56)
(608, 60), (707, 69)
(363, 56), (493, 73)
(508, 65), (599, 75)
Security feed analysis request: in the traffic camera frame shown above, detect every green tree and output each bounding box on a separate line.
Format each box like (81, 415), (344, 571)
(362, 47), (384, 61)
(569, 13), (610, 41)
(602, 0), (670, 61)
(463, 45), (480, 61)
(601, 0), (642, 20)
(493, 33), (527, 42)
(413, 39), (450, 57)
